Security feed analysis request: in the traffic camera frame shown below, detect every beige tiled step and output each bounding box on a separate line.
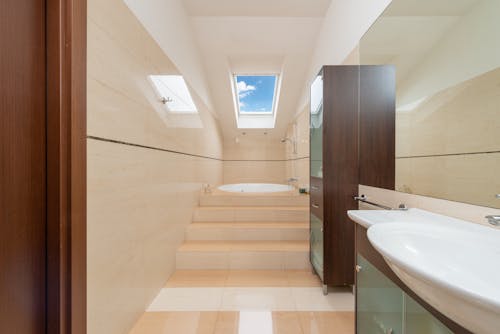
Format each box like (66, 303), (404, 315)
(200, 193), (310, 207)
(185, 222), (309, 241)
(165, 270), (322, 287)
(193, 206), (309, 223)
(176, 241), (310, 270)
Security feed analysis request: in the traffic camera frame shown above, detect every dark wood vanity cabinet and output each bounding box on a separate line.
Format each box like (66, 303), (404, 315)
(310, 65), (396, 290)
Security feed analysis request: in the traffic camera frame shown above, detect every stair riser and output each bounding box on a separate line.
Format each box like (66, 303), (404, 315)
(186, 227), (309, 241)
(193, 209), (309, 222)
(200, 195), (309, 207)
(176, 251), (310, 270)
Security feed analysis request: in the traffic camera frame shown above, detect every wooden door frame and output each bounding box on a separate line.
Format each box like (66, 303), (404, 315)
(46, 0), (87, 333)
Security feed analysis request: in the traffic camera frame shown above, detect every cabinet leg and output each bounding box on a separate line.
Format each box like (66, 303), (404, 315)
(322, 284), (328, 295)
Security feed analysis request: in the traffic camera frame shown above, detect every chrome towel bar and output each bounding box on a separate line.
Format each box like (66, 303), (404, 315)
(353, 194), (408, 211)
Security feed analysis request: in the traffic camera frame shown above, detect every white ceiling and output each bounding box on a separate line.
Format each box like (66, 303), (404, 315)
(185, 1), (331, 139)
(184, 0), (332, 17)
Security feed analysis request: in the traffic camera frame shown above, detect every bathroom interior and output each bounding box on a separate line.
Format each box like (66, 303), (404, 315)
(87, 0), (500, 333)
(1, 0), (499, 333)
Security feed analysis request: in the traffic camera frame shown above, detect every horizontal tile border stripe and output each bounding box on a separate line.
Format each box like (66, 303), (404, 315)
(87, 136), (309, 162)
(397, 150), (500, 159)
(224, 156), (309, 162)
(87, 135), (223, 161)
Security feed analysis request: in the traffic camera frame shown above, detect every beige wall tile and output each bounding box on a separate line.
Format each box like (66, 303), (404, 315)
(395, 68), (500, 208)
(223, 161), (287, 184)
(222, 133), (289, 185)
(359, 185), (500, 227)
(396, 153), (500, 208)
(87, 0), (223, 333)
(88, 140), (223, 334)
(396, 65), (500, 158)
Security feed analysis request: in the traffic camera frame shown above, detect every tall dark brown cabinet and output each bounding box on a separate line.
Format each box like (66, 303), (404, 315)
(309, 65), (395, 293)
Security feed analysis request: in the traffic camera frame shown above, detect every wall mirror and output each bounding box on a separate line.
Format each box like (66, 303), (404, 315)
(360, 0), (500, 208)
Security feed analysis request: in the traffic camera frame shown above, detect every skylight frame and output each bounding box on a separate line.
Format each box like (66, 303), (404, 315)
(148, 75), (198, 114)
(233, 74), (280, 117)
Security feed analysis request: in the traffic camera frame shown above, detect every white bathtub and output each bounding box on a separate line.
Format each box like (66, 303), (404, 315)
(218, 183), (294, 193)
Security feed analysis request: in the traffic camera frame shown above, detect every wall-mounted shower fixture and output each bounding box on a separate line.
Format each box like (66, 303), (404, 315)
(280, 137), (297, 154)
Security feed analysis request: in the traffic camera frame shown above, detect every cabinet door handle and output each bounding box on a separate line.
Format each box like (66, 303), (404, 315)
(311, 185), (319, 190)
(312, 203), (319, 209)
(355, 265), (362, 273)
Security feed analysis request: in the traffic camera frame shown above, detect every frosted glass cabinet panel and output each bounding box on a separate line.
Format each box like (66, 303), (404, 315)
(357, 254), (454, 334)
(357, 255), (404, 334)
(310, 213), (324, 281)
(405, 296), (453, 334)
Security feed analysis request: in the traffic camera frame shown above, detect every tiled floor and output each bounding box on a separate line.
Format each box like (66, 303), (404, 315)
(130, 311), (354, 334)
(130, 270), (355, 333)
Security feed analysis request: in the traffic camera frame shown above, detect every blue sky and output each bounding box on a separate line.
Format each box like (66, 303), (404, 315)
(236, 75), (277, 113)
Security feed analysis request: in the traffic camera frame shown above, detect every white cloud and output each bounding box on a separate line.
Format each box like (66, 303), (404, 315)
(237, 80), (256, 99)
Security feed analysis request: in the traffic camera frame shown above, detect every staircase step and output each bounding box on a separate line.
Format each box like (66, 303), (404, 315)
(200, 193), (309, 207)
(176, 241), (310, 270)
(193, 206), (309, 222)
(185, 222), (309, 241)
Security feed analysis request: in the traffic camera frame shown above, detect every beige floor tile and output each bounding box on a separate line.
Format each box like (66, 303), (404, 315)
(165, 270), (228, 287)
(286, 270), (322, 287)
(214, 312), (239, 334)
(226, 270), (289, 287)
(130, 311), (354, 334)
(129, 312), (218, 334)
(272, 312), (304, 334)
(298, 311), (354, 334)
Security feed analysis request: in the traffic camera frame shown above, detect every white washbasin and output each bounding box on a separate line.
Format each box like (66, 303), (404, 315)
(367, 221), (500, 334)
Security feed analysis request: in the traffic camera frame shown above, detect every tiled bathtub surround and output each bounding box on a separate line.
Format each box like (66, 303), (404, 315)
(223, 135), (288, 184)
(87, 0), (223, 333)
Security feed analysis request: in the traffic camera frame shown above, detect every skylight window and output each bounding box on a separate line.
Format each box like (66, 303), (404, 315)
(234, 75), (278, 115)
(310, 75), (323, 115)
(149, 75), (198, 113)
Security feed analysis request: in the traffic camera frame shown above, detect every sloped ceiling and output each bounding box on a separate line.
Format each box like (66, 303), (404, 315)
(185, 0), (332, 139)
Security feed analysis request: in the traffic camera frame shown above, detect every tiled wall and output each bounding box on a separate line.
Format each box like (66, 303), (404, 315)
(285, 108), (310, 188)
(396, 68), (500, 208)
(359, 185), (500, 227)
(87, 0), (223, 333)
(222, 135), (287, 184)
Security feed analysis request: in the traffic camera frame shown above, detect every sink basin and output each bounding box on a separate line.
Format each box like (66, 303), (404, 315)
(367, 221), (500, 334)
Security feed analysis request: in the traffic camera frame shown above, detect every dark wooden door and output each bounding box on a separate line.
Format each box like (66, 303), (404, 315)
(0, 0), (47, 332)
